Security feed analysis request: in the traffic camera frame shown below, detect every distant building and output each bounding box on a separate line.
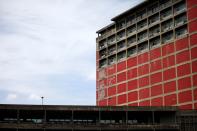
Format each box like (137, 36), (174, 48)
(0, 104), (196, 131)
(96, 0), (197, 109)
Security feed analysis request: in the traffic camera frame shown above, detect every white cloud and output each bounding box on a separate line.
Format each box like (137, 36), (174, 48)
(0, 0), (144, 105)
(6, 93), (17, 101)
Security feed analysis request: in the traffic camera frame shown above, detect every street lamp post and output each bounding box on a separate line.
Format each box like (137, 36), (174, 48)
(41, 96), (44, 106)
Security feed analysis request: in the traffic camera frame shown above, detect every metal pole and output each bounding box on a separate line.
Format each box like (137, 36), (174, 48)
(41, 96), (44, 105)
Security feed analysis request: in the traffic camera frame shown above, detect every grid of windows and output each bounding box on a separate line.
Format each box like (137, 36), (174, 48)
(98, 0), (188, 68)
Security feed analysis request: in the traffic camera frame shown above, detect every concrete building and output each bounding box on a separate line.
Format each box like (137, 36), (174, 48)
(96, 0), (197, 109)
(0, 104), (196, 131)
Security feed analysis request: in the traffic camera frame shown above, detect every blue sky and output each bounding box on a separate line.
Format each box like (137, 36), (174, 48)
(0, 0), (143, 105)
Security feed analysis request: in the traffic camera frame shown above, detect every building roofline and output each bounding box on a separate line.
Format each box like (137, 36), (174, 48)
(0, 104), (179, 111)
(96, 23), (115, 34)
(111, 0), (148, 21)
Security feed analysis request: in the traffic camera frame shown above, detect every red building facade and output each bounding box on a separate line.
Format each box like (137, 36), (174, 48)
(96, 0), (197, 109)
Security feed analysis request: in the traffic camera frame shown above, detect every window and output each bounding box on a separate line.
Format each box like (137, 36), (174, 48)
(99, 49), (107, 59)
(137, 30), (148, 42)
(117, 20), (126, 30)
(117, 51), (126, 62)
(127, 25), (136, 36)
(162, 31), (173, 44)
(117, 41), (126, 51)
(175, 25), (187, 38)
(149, 13), (159, 25)
(149, 25), (160, 38)
(128, 46), (137, 57)
(160, 7), (173, 20)
(127, 35), (136, 47)
(160, 0), (172, 9)
(108, 55), (116, 65)
(100, 59), (107, 68)
(150, 36), (160, 49)
(174, 1), (186, 14)
(137, 19), (147, 31)
(117, 31), (126, 41)
(108, 35), (116, 45)
(161, 19), (173, 32)
(126, 15), (135, 26)
(174, 13), (187, 27)
(136, 9), (147, 21)
(108, 45), (116, 55)
(148, 3), (159, 15)
(99, 40), (107, 50)
(138, 41), (148, 52)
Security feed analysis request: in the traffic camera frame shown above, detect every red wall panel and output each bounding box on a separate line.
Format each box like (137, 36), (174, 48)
(177, 63), (191, 77)
(96, 91), (98, 100)
(96, 71), (99, 80)
(178, 90), (192, 103)
(138, 64), (149, 76)
(192, 60), (197, 73)
(175, 37), (189, 51)
(96, 61), (99, 69)
(107, 65), (116, 76)
(162, 43), (174, 56)
(150, 59), (162, 72)
(188, 7), (197, 20)
(108, 86), (116, 97)
(127, 56), (137, 68)
(162, 55), (175, 68)
(98, 68), (107, 80)
(118, 94), (127, 104)
(128, 103), (138, 106)
(108, 76), (116, 86)
(191, 47), (197, 59)
(99, 99), (107, 106)
(96, 51), (99, 60)
(190, 34), (197, 46)
(194, 88), (197, 101)
(139, 76), (149, 87)
(151, 97), (163, 106)
(176, 50), (190, 64)
(189, 19), (197, 33)
(179, 104), (193, 110)
(128, 79), (138, 91)
(127, 68), (137, 79)
(193, 74), (197, 86)
(128, 91), (138, 102)
(108, 97), (116, 106)
(117, 83), (126, 94)
(150, 72), (162, 84)
(150, 48), (161, 60)
(187, 0), (197, 8)
(138, 52), (149, 64)
(139, 100), (150, 106)
(163, 68), (176, 81)
(99, 79), (107, 90)
(178, 77), (191, 90)
(151, 84), (163, 97)
(117, 61), (126, 72)
(117, 71), (126, 83)
(139, 88), (150, 99)
(164, 81), (176, 93)
(164, 94), (177, 106)
(195, 103), (197, 110)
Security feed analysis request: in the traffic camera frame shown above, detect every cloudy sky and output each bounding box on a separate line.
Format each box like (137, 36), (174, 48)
(0, 0), (143, 105)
